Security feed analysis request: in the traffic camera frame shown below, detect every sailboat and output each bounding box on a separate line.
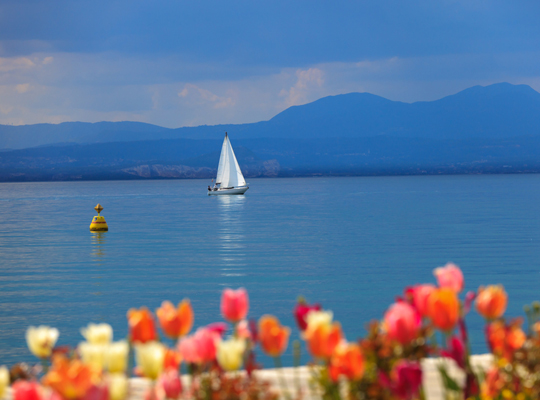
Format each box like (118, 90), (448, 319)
(208, 133), (249, 195)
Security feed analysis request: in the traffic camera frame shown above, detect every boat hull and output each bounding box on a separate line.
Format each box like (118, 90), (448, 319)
(208, 186), (249, 195)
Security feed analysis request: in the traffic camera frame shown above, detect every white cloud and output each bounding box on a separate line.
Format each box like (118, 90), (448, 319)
(279, 68), (324, 107)
(0, 50), (538, 128)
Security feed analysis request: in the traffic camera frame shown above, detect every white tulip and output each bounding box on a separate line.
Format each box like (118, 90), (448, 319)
(135, 341), (165, 380)
(108, 373), (129, 400)
(81, 323), (113, 345)
(0, 366), (9, 398)
(105, 341), (129, 373)
(26, 326), (59, 358)
(217, 337), (246, 371)
(78, 341), (107, 370)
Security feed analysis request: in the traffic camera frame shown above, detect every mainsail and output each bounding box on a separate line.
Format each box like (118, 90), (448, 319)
(215, 134), (246, 188)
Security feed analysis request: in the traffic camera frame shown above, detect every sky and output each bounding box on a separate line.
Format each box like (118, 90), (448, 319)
(0, 0), (539, 127)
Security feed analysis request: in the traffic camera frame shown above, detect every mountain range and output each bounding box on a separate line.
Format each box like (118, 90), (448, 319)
(1, 82), (540, 182)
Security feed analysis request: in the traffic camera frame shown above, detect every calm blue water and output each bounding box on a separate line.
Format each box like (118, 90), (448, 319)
(1, 175), (539, 366)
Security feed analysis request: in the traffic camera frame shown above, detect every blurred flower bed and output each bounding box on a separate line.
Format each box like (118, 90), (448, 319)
(1, 263), (539, 400)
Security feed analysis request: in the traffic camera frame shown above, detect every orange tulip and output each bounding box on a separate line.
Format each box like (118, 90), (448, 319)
(306, 322), (343, 359)
(42, 355), (98, 400)
(487, 319), (526, 361)
(258, 315), (290, 357)
(163, 348), (182, 370)
(475, 285), (507, 320)
(329, 342), (365, 382)
(127, 307), (157, 343)
(426, 288), (459, 331)
(156, 300), (194, 339)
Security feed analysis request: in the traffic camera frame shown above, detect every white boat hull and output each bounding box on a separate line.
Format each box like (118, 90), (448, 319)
(208, 186), (249, 195)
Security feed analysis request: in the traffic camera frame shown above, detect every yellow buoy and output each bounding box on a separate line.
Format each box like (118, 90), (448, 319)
(90, 203), (109, 232)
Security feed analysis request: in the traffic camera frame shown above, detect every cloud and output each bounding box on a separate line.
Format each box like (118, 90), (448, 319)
(15, 83), (30, 93)
(178, 83), (236, 109)
(279, 68), (324, 107)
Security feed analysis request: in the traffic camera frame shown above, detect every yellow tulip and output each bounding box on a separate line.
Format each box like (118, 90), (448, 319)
(0, 366), (9, 398)
(135, 341), (165, 380)
(81, 323), (113, 345)
(26, 326), (59, 359)
(216, 338), (246, 371)
(78, 342), (106, 370)
(105, 341), (129, 373)
(108, 373), (128, 400)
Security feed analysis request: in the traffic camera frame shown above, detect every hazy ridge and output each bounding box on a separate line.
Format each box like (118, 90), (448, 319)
(1, 82), (540, 182)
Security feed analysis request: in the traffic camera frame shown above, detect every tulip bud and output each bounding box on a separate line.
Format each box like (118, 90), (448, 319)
(80, 323), (113, 345)
(426, 287), (459, 331)
(217, 337), (246, 371)
(293, 301), (321, 331)
(0, 366), (9, 399)
(78, 342), (106, 370)
(135, 341), (165, 380)
(26, 326), (59, 359)
(221, 288), (249, 323)
(157, 369), (182, 400)
(108, 373), (128, 400)
(434, 263), (464, 293)
(306, 322), (343, 359)
(476, 285), (507, 320)
(12, 381), (42, 400)
(127, 307), (157, 344)
(258, 315), (290, 357)
(303, 310), (333, 340)
(329, 342), (365, 382)
(410, 284), (436, 317)
(384, 302), (421, 345)
(105, 341), (129, 373)
(156, 299), (194, 339)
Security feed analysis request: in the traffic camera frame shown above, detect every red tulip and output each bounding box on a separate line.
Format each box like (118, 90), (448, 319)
(163, 348), (182, 370)
(476, 285), (507, 320)
(441, 336), (466, 369)
(434, 263), (464, 293)
(127, 307), (157, 343)
(221, 288), (249, 323)
(12, 381), (42, 400)
(156, 299), (194, 339)
(258, 315), (290, 357)
(379, 360), (422, 400)
(293, 300), (321, 331)
(384, 302), (421, 345)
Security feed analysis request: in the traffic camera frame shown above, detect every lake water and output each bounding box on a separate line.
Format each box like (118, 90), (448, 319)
(1, 175), (539, 367)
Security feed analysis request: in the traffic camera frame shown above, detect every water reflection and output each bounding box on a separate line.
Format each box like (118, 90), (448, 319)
(217, 196), (246, 278)
(91, 232), (106, 260)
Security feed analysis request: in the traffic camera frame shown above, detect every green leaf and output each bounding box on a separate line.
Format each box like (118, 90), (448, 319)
(437, 365), (461, 392)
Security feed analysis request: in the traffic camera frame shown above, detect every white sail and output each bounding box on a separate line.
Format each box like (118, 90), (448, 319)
(215, 134), (246, 188)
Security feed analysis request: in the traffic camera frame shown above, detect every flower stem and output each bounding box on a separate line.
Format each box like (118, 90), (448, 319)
(273, 356), (291, 400)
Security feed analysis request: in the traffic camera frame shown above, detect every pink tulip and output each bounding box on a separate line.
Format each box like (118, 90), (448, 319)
(236, 320), (252, 340)
(158, 369), (182, 400)
(379, 360), (422, 400)
(384, 302), (421, 345)
(178, 327), (220, 364)
(221, 288), (249, 322)
(434, 263), (464, 293)
(206, 322), (228, 337)
(410, 284), (436, 317)
(81, 385), (109, 400)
